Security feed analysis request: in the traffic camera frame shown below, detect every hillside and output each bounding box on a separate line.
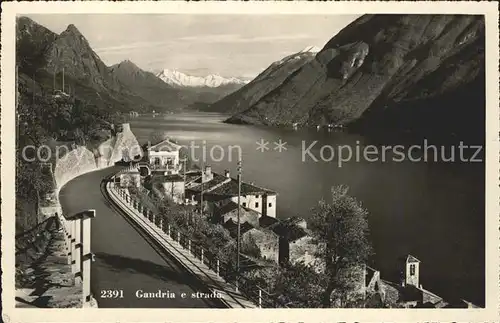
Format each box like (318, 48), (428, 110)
(208, 47), (320, 115)
(16, 16), (211, 113)
(222, 15), (485, 143)
(110, 60), (184, 109)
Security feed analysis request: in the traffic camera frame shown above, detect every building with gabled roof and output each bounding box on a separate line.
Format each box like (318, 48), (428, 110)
(362, 255), (448, 308)
(212, 199), (260, 228)
(222, 218), (280, 263)
(143, 138), (183, 175)
(186, 167), (277, 217)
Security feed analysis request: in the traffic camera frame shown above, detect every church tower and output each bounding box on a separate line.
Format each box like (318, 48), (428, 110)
(403, 254), (421, 287)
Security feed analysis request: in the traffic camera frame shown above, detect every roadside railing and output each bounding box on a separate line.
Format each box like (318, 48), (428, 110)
(56, 209), (96, 305)
(110, 167), (281, 308)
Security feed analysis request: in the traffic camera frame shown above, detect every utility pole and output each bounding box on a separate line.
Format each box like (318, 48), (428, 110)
(62, 67), (65, 93)
(200, 159), (204, 215)
(181, 157), (187, 202)
(236, 159), (242, 289)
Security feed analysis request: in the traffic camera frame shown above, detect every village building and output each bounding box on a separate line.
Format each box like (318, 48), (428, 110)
(211, 199), (260, 227)
(242, 226), (280, 263)
(223, 219), (280, 263)
(143, 139), (183, 175)
(260, 216), (318, 265)
(150, 174), (185, 203)
(187, 166), (277, 218)
(363, 255), (446, 308)
(118, 167), (141, 188)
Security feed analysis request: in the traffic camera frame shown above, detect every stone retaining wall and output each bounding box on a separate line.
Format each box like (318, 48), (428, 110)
(53, 123), (142, 194)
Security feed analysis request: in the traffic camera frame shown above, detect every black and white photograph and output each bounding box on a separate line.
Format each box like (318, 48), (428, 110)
(3, 1), (499, 320)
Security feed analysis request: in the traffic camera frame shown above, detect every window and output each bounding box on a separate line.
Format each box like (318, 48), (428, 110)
(255, 202), (259, 208)
(242, 202), (247, 207)
(256, 195), (260, 198)
(268, 203), (272, 207)
(410, 264), (416, 276)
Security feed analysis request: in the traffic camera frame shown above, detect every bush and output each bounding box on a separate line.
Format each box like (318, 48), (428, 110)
(16, 82), (117, 235)
(241, 233), (261, 259)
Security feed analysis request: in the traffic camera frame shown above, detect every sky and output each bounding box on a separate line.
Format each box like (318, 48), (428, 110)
(26, 14), (359, 79)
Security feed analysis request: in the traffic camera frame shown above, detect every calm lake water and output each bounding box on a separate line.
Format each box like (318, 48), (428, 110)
(129, 112), (484, 306)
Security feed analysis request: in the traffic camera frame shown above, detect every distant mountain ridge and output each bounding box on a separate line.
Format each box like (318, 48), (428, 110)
(218, 14), (485, 143)
(207, 47), (320, 114)
(156, 69), (248, 88)
(16, 16), (241, 112)
(109, 60), (183, 108)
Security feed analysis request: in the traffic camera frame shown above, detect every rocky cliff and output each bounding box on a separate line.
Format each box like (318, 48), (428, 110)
(53, 123), (142, 191)
(44, 24), (119, 92)
(223, 15), (485, 143)
(208, 49), (318, 115)
(16, 16), (224, 112)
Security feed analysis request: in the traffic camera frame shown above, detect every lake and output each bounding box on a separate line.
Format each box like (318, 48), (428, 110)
(128, 112), (485, 306)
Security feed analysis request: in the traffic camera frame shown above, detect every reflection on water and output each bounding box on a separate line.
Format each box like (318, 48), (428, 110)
(129, 112), (484, 306)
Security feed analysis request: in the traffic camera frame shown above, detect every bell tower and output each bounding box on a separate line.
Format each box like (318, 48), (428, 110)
(404, 254), (421, 287)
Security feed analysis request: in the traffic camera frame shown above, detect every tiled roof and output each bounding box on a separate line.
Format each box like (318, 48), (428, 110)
(381, 279), (442, 305)
(223, 219), (255, 238)
(259, 216), (279, 228)
(152, 174), (184, 183)
(147, 139), (182, 152)
(208, 177), (276, 196)
(406, 255), (421, 263)
(185, 171), (202, 185)
(213, 200), (261, 219)
(188, 173), (230, 193)
(185, 171), (275, 197)
(213, 200), (238, 217)
(267, 220), (309, 241)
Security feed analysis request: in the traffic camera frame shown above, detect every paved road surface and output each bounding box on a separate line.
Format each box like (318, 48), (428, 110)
(58, 166), (224, 308)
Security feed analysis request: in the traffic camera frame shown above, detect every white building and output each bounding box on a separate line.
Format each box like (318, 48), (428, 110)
(145, 139), (182, 175)
(186, 167), (277, 218)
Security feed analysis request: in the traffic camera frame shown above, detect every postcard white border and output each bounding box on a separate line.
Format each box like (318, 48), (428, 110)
(2, 1), (499, 322)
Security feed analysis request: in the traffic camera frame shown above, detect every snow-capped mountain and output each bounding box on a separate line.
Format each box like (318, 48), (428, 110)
(156, 69), (248, 88)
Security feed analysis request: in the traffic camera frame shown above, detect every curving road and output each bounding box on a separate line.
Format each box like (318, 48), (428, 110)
(58, 166), (224, 308)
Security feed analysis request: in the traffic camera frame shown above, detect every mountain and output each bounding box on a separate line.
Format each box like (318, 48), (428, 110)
(44, 24), (121, 92)
(16, 17), (202, 113)
(157, 69), (247, 88)
(207, 45), (321, 114)
(109, 60), (184, 108)
(16, 16), (58, 71)
(221, 15), (485, 143)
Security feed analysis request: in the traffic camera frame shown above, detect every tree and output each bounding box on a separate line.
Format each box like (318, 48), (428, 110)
(241, 232), (261, 259)
(148, 130), (167, 146)
(273, 262), (326, 308)
(309, 185), (373, 308)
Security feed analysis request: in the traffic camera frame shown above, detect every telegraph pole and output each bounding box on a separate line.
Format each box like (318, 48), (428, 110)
(236, 159), (242, 289)
(181, 157), (187, 202)
(200, 158), (204, 215)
